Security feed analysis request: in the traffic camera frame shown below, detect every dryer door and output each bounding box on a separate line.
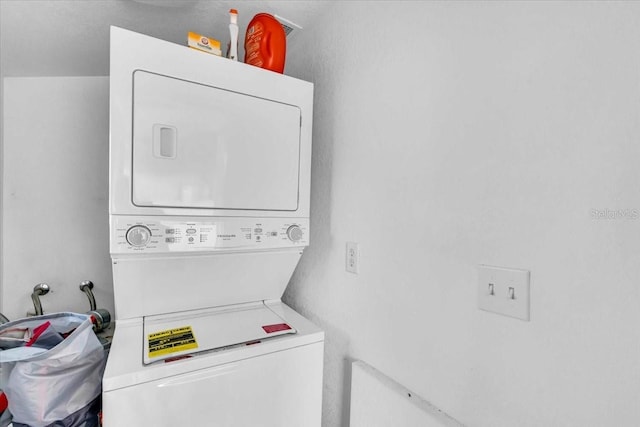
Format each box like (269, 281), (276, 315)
(132, 70), (301, 211)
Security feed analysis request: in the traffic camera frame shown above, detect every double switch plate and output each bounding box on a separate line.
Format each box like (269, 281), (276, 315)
(478, 265), (530, 321)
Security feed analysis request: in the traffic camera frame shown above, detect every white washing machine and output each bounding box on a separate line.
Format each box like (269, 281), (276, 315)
(102, 27), (323, 426)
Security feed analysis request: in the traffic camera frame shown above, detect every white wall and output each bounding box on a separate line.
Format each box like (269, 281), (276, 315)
(284, 2), (640, 426)
(2, 77), (113, 320)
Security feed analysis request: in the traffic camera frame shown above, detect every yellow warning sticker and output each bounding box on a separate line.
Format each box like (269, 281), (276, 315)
(148, 326), (198, 358)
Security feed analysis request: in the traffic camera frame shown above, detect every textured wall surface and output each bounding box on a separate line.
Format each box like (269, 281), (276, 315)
(3, 77), (113, 319)
(284, 2), (640, 426)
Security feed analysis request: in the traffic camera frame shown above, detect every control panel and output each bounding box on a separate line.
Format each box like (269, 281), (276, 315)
(111, 216), (309, 254)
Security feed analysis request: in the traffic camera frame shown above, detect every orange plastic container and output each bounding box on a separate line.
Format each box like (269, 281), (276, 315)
(244, 13), (286, 73)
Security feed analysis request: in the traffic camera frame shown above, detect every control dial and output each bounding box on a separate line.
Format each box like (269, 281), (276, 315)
(126, 225), (152, 247)
(286, 225), (303, 242)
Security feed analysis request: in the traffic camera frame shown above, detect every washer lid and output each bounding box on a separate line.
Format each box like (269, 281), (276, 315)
(142, 301), (295, 364)
(103, 301), (324, 392)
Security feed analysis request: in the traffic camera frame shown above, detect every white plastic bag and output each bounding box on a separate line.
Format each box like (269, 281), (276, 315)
(0, 312), (105, 427)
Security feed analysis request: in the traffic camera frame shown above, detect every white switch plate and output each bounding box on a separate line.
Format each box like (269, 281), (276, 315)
(478, 265), (530, 321)
(346, 242), (359, 274)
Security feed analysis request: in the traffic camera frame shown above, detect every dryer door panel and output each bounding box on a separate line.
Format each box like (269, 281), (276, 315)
(132, 70), (301, 211)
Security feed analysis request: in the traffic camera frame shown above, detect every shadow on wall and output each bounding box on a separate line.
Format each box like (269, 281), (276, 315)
(319, 319), (354, 427)
(306, 81), (338, 269)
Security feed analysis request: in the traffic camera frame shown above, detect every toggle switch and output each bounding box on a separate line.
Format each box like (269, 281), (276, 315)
(477, 265), (530, 321)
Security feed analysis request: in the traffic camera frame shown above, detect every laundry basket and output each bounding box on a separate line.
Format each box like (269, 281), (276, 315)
(0, 312), (105, 427)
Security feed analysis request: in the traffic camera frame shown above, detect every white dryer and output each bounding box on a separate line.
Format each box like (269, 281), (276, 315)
(102, 27), (323, 426)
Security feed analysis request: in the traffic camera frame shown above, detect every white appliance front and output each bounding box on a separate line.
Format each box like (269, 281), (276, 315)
(110, 26), (313, 219)
(132, 70), (301, 211)
(104, 343), (323, 426)
(104, 27), (323, 427)
(110, 216), (308, 319)
(108, 25), (314, 318)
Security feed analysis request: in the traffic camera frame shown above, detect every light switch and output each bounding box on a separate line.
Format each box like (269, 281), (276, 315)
(478, 265), (530, 321)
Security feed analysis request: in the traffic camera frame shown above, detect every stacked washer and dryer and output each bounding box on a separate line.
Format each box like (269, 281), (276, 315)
(102, 27), (324, 426)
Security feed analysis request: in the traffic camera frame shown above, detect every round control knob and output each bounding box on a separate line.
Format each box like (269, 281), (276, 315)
(126, 225), (152, 247)
(286, 225), (303, 242)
